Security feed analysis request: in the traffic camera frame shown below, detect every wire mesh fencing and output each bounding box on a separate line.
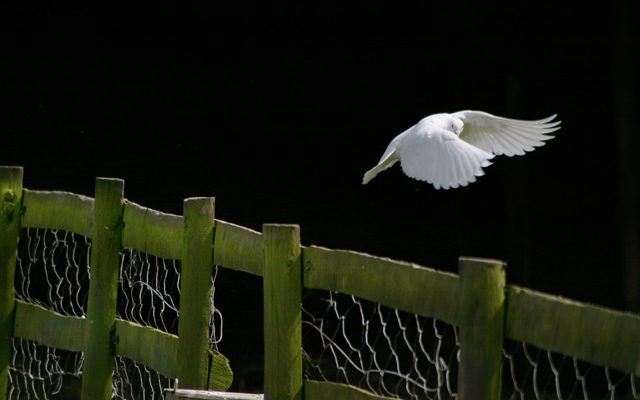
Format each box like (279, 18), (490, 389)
(113, 249), (223, 399)
(302, 290), (640, 400)
(502, 340), (640, 400)
(302, 291), (459, 400)
(10, 228), (225, 400)
(11, 228), (90, 399)
(113, 248), (182, 399)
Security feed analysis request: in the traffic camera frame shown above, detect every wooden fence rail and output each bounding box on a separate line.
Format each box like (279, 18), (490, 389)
(1, 165), (640, 400)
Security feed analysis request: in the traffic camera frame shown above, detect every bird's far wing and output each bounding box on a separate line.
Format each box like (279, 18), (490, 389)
(398, 128), (494, 190)
(452, 110), (560, 157)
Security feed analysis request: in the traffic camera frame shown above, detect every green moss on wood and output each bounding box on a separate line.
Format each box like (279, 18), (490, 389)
(208, 351), (233, 391)
(14, 300), (87, 352)
(122, 200), (183, 259)
(506, 285), (640, 375)
(178, 197), (216, 389)
(263, 224), (302, 400)
(21, 189), (94, 237)
(115, 319), (179, 379)
(303, 245), (461, 325)
(0, 166), (23, 400)
(457, 257), (506, 400)
(81, 178), (124, 400)
(214, 220), (263, 276)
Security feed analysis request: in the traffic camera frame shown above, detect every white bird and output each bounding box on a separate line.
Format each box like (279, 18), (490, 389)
(362, 110), (560, 189)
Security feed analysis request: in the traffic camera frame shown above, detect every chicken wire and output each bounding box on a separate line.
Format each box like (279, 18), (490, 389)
(10, 227), (223, 400)
(302, 289), (640, 400)
(502, 340), (640, 400)
(302, 291), (459, 399)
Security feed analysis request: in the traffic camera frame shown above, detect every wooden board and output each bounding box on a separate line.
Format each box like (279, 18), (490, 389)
(303, 245), (460, 325)
(21, 189), (94, 237)
(115, 318), (180, 379)
(506, 285), (640, 376)
(122, 200), (183, 259)
(213, 220), (263, 276)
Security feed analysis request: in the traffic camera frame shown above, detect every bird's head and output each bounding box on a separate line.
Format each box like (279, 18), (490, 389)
(426, 113), (464, 135)
(449, 117), (464, 135)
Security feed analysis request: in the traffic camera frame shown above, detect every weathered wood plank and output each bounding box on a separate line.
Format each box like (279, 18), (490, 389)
(263, 224), (302, 400)
(122, 200), (183, 259)
(178, 197), (216, 389)
(21, 189), (94, 237)
(302, 246), (461, 325)
(114, 319), (179, 379)
(304, 380), (396, 400)
(457, 257), (506, 400)
(506, 285), (640, 376)
(0, 166), (23, 400)
(81, 178), (124, 400)
(13, 300), (87, 352)
(213, 220), (263, 276)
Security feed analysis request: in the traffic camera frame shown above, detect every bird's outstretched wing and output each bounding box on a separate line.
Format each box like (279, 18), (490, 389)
(398, 128), (493, 189)
(452, 110), (560, 156)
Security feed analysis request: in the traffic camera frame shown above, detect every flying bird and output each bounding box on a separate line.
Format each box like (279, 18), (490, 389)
(362, 110), (560, 189)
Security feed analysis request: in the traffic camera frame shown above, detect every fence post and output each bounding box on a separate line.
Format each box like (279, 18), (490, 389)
(0, 166), (23, 400)
(262, 224), (302, 400)
(81, 178), (124, 400)
(457, 257), (506, 400)
(177, 197), (215, 389)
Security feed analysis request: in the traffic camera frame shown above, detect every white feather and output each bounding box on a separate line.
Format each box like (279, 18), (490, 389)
(363, 110), (560, 189)
(452, 110), (560, 157)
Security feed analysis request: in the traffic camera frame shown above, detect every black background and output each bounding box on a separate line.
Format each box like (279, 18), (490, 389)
(3, 2), (639, 392)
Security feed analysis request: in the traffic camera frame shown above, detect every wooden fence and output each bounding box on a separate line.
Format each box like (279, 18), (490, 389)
(1, 165), (640, 400)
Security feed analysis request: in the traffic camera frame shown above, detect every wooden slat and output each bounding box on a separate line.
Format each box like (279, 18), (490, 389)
(505, 285), (640, 376)
(21, 189), (94, 237)
(304, 380), (396, 400)
(0, 166), (22, 400)
(122, 200), (183, 259)
(81, 178), (124, 400)
(457, 257), (505, 400)
(178, 197), (216, 389)
(115, 319), (179, 379)
(13, 300), (87, 353)
(263, 225), (302, 400)
(302, 246), (461, 325)
(213, 220), (263, 276)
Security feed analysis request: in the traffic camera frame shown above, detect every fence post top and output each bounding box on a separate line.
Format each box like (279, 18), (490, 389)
(459, 256), (506, 269)
(95, 177), (124, 184)
(0, 165), (23, 172)
(184, 196), (216, 203)
(0, 166), (24, 184)
(262, 223), (300, 229)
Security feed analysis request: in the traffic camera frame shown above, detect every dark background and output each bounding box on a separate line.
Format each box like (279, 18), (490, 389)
(2, 2), (639, 392)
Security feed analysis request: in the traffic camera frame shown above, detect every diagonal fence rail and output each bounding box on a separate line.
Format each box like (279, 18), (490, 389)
(2, 165), (640, 400)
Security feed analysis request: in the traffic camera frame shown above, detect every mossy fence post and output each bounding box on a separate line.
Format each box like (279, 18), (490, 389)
(0, 166), (23, 400)
(262, 224), (302, 400)
(81, 178), (125, 400)
(457, 257), (506, 400)
(177, 197), (216, 389)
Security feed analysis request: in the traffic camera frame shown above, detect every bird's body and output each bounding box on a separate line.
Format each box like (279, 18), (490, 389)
(363, 110), (560, 189)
